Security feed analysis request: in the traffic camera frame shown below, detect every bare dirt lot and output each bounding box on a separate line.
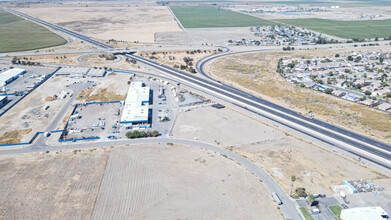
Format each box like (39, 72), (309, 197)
(0, 144), (282, 219)
(16, 5), (182, 43)
(0, 75), (73, 143)
(206, 46), (391, 144)
(0, 148), (110, 219)
(171, 106), (391, 194)
(76, 72), (129, 102)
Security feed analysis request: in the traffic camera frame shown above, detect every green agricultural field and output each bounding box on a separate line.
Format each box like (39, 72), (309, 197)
(0, 10), (66, 53)
(276, 18), (391, 39)
(170, 6), (277, 28)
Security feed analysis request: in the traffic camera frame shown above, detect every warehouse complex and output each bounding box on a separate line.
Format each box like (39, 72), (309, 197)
(341, 207), (389, 220)
(120, 81), (150, 124)
(0, 68), (26, 86)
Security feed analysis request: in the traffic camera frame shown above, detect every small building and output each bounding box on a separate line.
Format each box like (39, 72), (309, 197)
(332, 90), (346, 98)
(360, 99), (377, 107)
(0, 96), (8, 108)
(342, 181), (358, 194)
(0, 68), (26, 86)
(377, 103), (391, 112)
(341, 207), (389, 220)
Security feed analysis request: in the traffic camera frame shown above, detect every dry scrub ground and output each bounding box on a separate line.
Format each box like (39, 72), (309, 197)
(76, 72), (129, 102)
(140, 50), (217, 74)
(16, 5), (181, 43)
(206, 47), (391, 144)
(0, 145), (282, 220)
(171, 106), (391, 194)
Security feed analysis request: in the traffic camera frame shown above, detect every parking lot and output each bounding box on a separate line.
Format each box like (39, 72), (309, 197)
(64, 102), (123, 140)
(144, 76), (178, 137)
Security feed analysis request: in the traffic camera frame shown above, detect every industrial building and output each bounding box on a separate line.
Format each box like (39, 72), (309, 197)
(120, 81), (150, 124)
(0, 68), (26, 86)
(0, 96), (8, 108)
(56, 67), (106, 77)
(55, 67), (89, 77)
(341, 207), (389, 220)
(87, 69), (106, 77)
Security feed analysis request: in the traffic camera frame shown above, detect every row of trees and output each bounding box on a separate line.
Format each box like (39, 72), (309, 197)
(125, 130), (159, 139)
(11, 57), (40, 66)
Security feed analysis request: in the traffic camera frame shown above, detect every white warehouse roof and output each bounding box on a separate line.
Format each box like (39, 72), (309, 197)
(341, 207), (389, 220)
(0, 68), (25, 86)
(56, 67), (90, 76)
(87, 69), (106, 77)
(121, 81), (150, 123)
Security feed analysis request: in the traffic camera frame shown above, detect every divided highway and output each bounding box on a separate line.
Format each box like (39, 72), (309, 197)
(5, 6), (391, 169)
(126, 53), (391, 168)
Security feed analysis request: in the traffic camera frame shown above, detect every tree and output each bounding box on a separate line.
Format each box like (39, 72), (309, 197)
(139, 131), (147, 137)
(131, 130), (141, 139)
(308, 194), (315, 206)
(295, 188), (307, 197)
(11, 57), (17, 64)
(364, 90), (372, 96)
(189, 67), (196, 73)
(287, 62), (296, 68)
(335, 53), (340, 58)
(151, 130), (159, 137)
(325, 88), (334, 94)
(290, 176), (296, 195)
(291, 176), (296, 182)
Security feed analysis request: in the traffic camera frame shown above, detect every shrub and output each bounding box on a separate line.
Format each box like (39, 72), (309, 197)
(151, 130), (159, 137)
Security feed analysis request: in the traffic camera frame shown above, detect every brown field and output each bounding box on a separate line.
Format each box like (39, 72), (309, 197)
(16, 5), (182, 43)
(171, 106), (391, 194)
(0, 148), (110, 219)
(0, 145), (282, 219)
(206, 47), (391, 144)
